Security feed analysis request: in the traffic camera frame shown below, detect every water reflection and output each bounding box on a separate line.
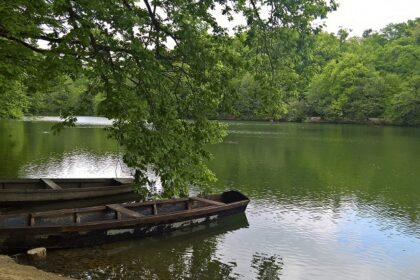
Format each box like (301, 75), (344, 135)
(251, 253), (283, 280)
(24, 214), (249, 280)
(208, 122), (420, 279)
(209, 122), (420, 232)
(21, 150), (131, 178)
(1, 120), (420, 279)
(22, 116), (113, 126)
(0, 119), (119, 178)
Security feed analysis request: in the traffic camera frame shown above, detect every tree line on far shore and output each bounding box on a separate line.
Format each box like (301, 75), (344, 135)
(2, 18), (419, 126)
(227, 18), (420, 126)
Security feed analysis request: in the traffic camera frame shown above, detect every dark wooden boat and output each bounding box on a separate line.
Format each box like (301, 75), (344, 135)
(0, 178), (134, 204)
(0, 191), (249, 252)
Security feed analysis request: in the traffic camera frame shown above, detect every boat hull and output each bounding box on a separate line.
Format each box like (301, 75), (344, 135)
(0, 191), (249, 252)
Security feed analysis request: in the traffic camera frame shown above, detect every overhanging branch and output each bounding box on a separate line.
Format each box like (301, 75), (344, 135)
(0, 31), (48, 54)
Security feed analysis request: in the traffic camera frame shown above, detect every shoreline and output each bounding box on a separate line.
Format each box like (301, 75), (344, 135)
(3, 115), (419, 128)
(0, 255), (72, 280)
(218, 118), (420, 128)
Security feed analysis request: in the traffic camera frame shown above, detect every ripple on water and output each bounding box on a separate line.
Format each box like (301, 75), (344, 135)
(202, 190), (420, 280)
(19, 151), (132, 178)
(4, 120), (420, 280)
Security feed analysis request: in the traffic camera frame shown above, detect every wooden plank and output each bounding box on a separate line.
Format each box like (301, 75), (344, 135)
(113, 178), (134, 185)
(31, 206), (106, 218)
(29, 214), (35, 226)
(128, 198), (188, 207)
(192, 197), (226, 206)
(106, 204), (144, 219)
(41, 178), (62, 190)
(57, 205), (224, 231)
(186, 199), (192, 210)
(74, 213), (81, 223)
(60, 204), (235, 231)
(0, 179), (39, 184)
(152, 204), (158, 215)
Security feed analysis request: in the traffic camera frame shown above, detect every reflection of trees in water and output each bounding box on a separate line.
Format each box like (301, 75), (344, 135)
(251, 253), (283, 280)
(75, 239), (236, 280)
(0, 120), (119, 178)
(28, 214), (249, 280)
(208, 123), (420, 233)
(168, 239), (236, 280)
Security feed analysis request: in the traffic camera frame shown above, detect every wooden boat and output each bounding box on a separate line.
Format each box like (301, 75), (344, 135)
(0, 178), (134, 204)
(0, 191), (249, 252)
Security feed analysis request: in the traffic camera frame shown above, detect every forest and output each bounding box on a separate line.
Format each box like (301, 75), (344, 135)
(0, 0), (418, 195)
(2, 18), (419, 126)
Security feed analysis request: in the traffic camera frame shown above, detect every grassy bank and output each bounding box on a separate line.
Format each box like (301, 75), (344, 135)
(0, 255), (72, 280)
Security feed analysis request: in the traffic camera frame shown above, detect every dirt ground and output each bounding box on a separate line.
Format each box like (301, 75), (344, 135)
(0, 255), (72, 280)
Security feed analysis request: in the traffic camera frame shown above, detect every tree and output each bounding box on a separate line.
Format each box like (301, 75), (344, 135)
(0, 79), (28, 119)
(228, 26), (323, 121)
(0, 0), (337, 196)
(388, 75), (420, 125)
(304, 19), (420, 125)
(306, 53), (388, 121)
(0, 34), (30, 118)
(28, 74), (91, 116)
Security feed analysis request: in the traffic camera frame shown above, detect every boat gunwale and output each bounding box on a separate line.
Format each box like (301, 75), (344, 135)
(0, 178), (133, 191)
(62, 201), (249, 231)
(0, 184), (134, 194)
(0, 178), (132, 183)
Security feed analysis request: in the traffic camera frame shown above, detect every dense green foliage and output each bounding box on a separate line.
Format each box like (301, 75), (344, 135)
(227, 18), (420, 126)
(307, 19), (420, 125)
(0, 0), (336, 196)
(28, 75), (96, 116)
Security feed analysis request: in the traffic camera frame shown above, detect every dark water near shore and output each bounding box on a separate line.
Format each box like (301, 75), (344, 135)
(1, 118), (419, 279)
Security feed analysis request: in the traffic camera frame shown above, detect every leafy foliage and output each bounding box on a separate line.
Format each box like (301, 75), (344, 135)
(306, 54), (388, 121)
(225, 18), (420, 126)
(295, 18), (420, 124)
(388, 75), (420, 125)
(28, 75), (92, 116)
(0, 0), (336, 196)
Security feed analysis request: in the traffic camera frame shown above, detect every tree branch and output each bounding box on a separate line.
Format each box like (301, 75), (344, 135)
(0, 30), (48, 54)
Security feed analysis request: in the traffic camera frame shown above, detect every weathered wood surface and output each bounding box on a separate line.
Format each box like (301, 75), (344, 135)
(0, 178), (134, 204)
(192, 197), (226, 206)
(41, 179), (62, 190)
(107, 204), (144, 219)
(0, 191), (250, 251)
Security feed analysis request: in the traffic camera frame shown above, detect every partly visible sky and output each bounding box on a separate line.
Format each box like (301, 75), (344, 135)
(324, 0), (420, 36)
(213, 0), (419, 37)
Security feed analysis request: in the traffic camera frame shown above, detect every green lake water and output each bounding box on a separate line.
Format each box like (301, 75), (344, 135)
(0, 118), (419, 279)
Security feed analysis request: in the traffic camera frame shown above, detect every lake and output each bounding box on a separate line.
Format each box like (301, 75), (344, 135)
(0, 118), (419, 279)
